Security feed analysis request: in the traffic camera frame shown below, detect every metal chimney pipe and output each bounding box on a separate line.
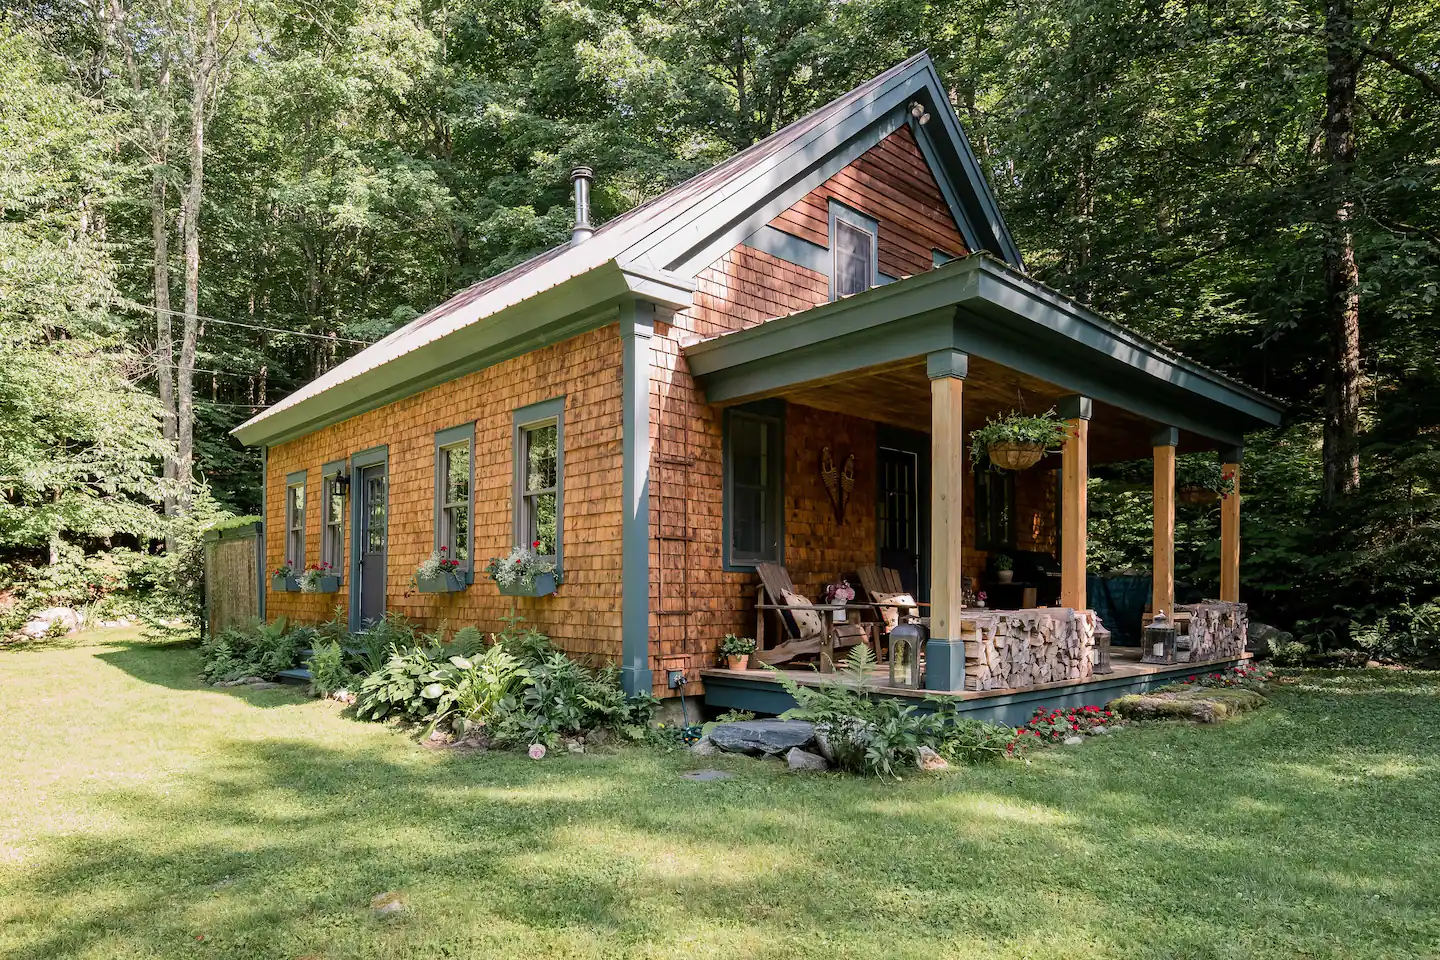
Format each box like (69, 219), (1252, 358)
(570, 166), (594, 244)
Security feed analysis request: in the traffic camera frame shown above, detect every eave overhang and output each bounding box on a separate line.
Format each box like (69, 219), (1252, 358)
(683, 256), (1284, 446)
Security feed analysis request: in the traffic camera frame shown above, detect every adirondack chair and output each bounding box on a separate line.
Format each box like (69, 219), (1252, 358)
(752, 562), (871, 669)
(853, 564), (923, 635)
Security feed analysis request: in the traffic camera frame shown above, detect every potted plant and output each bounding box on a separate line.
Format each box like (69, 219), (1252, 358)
(483, 542), (558, 597)
(823, 579), (856, 622)
(271, 563), (299, 592)
(969, 409), (1069, 471)
(414, 547), (466, 593)
(1176, 459), (1235, 505)
(994, 554), (1014, 584)
(720, 634), (757, 670)
(298, 562), (340, 594)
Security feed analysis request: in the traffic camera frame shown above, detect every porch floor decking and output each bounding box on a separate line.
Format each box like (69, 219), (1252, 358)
(701, 649), (1256, 726)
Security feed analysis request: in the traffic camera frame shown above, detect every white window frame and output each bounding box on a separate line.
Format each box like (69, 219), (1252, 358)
(828, 199), (880, 301)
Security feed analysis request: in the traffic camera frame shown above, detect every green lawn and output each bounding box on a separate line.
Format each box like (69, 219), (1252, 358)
(2, 634), (1439, 959)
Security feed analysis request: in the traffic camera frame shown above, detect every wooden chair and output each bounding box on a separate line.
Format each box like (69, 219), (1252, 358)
(853, 564), (924, 635)
(753, 562), (871, 670)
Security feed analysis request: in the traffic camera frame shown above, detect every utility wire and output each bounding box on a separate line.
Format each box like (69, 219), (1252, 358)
(117, 299), (379, 346)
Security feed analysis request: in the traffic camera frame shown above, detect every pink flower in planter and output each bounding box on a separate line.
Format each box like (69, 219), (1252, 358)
(528, 743), (546, 760)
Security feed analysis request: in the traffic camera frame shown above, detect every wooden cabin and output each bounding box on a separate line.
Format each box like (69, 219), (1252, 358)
(234, 53), (1283, 712)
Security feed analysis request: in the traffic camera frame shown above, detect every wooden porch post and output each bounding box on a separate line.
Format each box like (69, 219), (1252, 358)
(1220, 446), (1242, 602)
(1152, 427), (1179, 618)
(1058, 396), (1091, 611)
(924, 349), (968, 691)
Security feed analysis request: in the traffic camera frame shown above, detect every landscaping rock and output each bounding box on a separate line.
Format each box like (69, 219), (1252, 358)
(681, 769), (733, 781)
(19, 607), (82, 639)
(1248, 621), (1294, 656)
(813, 727), (835, 763)
(917, 746), (949, 772)
(585, 728), (610, 747)
(708, 719), (815, 756)
(690, 737), (719, 758)
(1063, 735), (1084, 746)
(1108, 687), (1268, 723)
(247, 681), (282, 691)
(786, 747), (829, 772)
(564, 738), (585, 754)
(370, 892), (407, 918)
(1092, 725), (1110, 735)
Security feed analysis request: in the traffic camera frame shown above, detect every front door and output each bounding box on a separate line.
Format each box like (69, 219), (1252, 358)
(877, 445), (921, 597)
(357, 463), (387, 626)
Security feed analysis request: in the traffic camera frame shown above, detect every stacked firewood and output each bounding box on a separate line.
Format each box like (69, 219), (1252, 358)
(1180, 601), (1248, 662)
(960, 610), (1097, 691)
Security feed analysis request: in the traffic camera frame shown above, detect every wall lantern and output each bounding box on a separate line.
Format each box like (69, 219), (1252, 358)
(329, 468), (350, 496)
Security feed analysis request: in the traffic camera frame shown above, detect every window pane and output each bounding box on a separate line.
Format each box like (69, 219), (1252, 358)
(527, 491), (557, 556)
(443, 504), (469, 563)
(326, 486), (344, 526)
(525, 424), (557, 491)
(365, 476), (386, 553)
(443, 444), (469, 505)
(835, 219), (872, 297)
(731, 418), (766, 486)
(731, 488), (766, 554)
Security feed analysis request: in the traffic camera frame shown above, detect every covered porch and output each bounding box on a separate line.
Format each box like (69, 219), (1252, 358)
(684, 254), (1282, 703)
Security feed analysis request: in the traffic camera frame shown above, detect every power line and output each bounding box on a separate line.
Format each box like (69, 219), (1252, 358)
(117, 299), (380, 346)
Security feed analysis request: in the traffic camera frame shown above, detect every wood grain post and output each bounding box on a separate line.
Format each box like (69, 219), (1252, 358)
(1220, 447), (1242, 603)
(1152, 427), (1179, 619)
(1059, 396), (1091, 611)
(924, 349), (968, 691)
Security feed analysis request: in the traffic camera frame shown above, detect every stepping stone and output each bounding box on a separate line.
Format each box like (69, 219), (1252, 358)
(708, 719), (815, 755)
(681, 769), (733, 781)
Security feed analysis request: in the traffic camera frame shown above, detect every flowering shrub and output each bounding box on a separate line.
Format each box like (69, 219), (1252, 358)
(483, 542), (556, 590)
(1008, 704), (1118, 754)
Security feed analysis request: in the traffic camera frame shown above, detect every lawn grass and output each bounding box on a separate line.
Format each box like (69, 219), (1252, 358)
(2, 633), (1438, 959)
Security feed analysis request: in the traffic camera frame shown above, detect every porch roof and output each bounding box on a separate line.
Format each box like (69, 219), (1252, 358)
(682, 254), (1283, 453)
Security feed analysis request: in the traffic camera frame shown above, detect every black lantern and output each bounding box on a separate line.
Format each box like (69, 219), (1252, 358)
(1142, 611), (1178, 665)
(329, 467), (350, 496)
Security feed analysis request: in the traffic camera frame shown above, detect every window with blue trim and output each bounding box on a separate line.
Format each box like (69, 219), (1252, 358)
(829, 201), (879, 300)
(435, 425), (474, 571)
(725, 407), (784, 566)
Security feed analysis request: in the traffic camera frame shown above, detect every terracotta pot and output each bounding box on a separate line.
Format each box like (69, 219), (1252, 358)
(987, 441), (1046, 471)
(996, 569), (1014, 584)
(725, 654), (750, 671)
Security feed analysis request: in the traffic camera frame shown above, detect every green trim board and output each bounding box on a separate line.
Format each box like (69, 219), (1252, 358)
(512, 397), (565, 575)
(433, 423), (475, 581)
(620, 302), (653, 696)
(743, 225), (830, 277)
(684, 256), (1283, 445)
(721, 399), (786, 573)
(258, 447), (267, 620)
(701, 656), (1251, 726)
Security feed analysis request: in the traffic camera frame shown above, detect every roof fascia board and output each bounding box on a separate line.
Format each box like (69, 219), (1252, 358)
(909, 115), (983, 255)
(913, 62), (1026, 269)
(618, 261), (695, 310)
(234, 265), (633, 447)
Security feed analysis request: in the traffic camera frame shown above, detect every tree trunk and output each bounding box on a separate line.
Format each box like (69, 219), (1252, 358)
(177, 1), (219, 516)
(1321, 0), (1363, 503)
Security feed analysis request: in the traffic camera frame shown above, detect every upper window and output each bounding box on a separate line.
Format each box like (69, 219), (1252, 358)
(321, 463), (346, 576)
(514, 398), (564, 569)
(829, 201), (878, 300)
(725, 404), (784, 568)
(974, 467), (1016, 551)
(435, 425), (474, 572)
(284, 472), (306, 567)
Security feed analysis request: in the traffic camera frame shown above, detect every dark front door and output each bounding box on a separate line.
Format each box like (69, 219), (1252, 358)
(877, 445), (921, 597)
(358, 463), (387, 626)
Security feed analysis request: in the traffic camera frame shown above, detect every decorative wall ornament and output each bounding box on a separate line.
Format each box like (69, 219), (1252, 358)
(821, 446), (856, 524)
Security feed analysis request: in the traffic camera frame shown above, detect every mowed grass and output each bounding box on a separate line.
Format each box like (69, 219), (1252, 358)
(2, 635), (1439, 960)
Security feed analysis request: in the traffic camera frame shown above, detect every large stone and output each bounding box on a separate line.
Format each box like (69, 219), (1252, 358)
(18, 607), (83, 639)
(1248, 621), (1294, 657)
(690, 737), (719, 758)
(917, 746), (950, 772)
(1109, 687), (1267, 723)
(786, 747), (830, 772)
(708, 719), (815, 756)
(370, 892), (407, 918)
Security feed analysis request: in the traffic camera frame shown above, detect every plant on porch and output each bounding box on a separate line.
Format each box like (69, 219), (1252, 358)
(968, 408), (1070, 471)
(719, 633), (756, 670)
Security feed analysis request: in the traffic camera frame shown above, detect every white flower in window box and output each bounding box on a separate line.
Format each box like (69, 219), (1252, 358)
(413, 547), (467, 593)
(484, 543), (558, 597)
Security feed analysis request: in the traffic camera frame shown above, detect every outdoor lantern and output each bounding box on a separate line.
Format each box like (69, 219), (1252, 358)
(330, 468), (350, 495)
(1093, 626), (1114, 675)
(888, 623), (925, 689)
(1142, 611), (1178, 665)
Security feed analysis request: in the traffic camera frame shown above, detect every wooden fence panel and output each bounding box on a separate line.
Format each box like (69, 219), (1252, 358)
(204, 522), (261, 636)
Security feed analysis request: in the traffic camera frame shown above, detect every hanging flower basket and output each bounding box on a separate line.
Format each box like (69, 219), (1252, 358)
(987, 441), (1047, 471)
(969, 409), (1069, 472)
(1177, 486), (1219, 505)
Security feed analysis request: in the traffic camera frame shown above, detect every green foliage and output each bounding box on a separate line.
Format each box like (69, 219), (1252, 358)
(1352, 603), (1440, 664)
(424, 644), (530, 735)
(490, 653), (640, 749)
(968, 410), (1070, 467)
(354, 644), (450, 723)
(200, 617), (314, 684)
(719, 634), (756, 656)
(306, 640), (352, 698)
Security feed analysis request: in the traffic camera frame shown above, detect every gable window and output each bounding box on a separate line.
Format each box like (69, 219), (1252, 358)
(974, 467), (1016, 551)
(435, 424), (474, 573)
(724, 404), (784, 568)
(321, 461), (346, 575)
(284, 471), (306, 567)
(513, 398), (564, 569)
(829, 201), (879, 300)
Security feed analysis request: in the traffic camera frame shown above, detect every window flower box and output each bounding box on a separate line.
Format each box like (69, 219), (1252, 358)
(496, 571), (558, 598)
(300, 574), (341, 594)
(271, 575), (300, 592)
(415, 569), (467, 593)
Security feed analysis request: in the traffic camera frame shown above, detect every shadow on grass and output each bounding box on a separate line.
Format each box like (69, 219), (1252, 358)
(6, 671), (1440, 958)
(96, 642), (311, 709)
